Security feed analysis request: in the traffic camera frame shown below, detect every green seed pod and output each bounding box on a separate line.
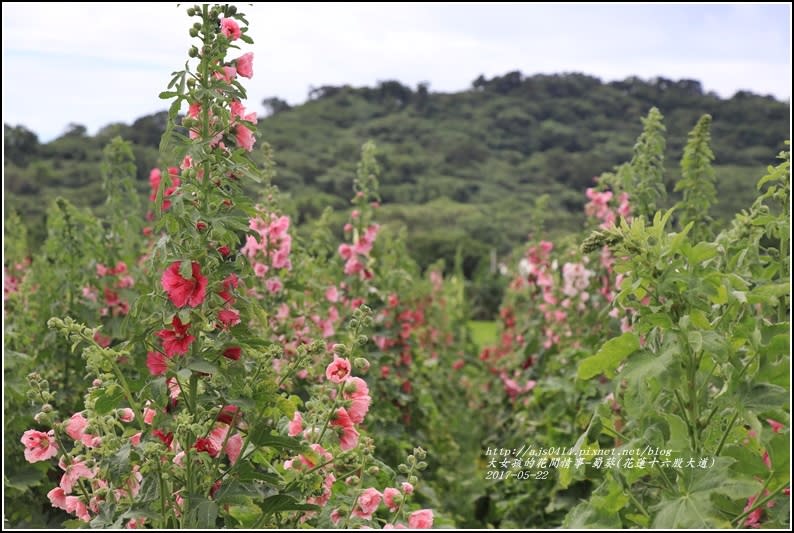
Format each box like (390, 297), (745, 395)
(189, 28), (198, 38)
(408, 475), (418, 485)
(187, 7), (195, 16)
(353, 357), (370, 372)
(188, 46), (199, 58)
(356, 335), (368, 346)
(417, 461), (428, 471)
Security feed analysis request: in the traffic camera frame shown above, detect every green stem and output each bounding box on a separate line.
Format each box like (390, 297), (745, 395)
(316, 382), (345, 444)
(713, 409), (740, 457)
(731, 474), (783, 525)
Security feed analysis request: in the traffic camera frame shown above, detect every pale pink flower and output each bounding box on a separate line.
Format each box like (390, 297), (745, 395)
(288, 411), (303, 437)
(352, 487), (382, 520)
(21, 429), (58, 463)
(235, 124), (255, 151)
(326, 286), (340, 303)
(383, 487), (401, 511)
(235, 52), (254, 78)
(408, 509), (434, 529)
(220, 17), (241, 40)
(65, 496), (91, 522)
(401, 481), (414, 494)
(326, 356), (352, 384)
(48, 487), (68, 510)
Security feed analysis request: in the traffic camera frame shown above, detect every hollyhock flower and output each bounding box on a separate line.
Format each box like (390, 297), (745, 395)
(408, 509), (433, 529)
(220, 17), (241, 40)
(288, 411), (303, 437)
(401, 482), (414, 494)
(217, 65), (236, 82)
(195, 437), (219, 457)
(344, 377), (371, 424)
(143, 403), (156, 425)
(225, 433), (243, 464)
(157, 316), (195, 356)
(118, 408), (135, 423)
(65, 496), (91, 522)
(153, 429), (174, 448)
(326, 356), (351, 384)
(161, 261), (208, 308)
(383, 487), (401, 512)
(331, 408), (360, 451)
(217, 405), (240, 425)
(325, 286), (339, 303)
(265, 277), (283, 294)
(223, 346), (242, 360)
(130, 432), (142, 446)
(93, 331), (112, 348)
(146, 351), (169, 376)
(352, 488), (382, 520)
(65, 413), (89, 441)
(330, 509), (343, 525)
(236, 124), (255, 151)
(48, 487), (68, 510)
(59, 457), (96, 494)
(744, 495), (763, 527)
(218, 308), (241, 328)
(21, 429), (58, 463)
(383, 525), (407, 530)
(767, 419), (784, 433)
(235, 52), (254, 78)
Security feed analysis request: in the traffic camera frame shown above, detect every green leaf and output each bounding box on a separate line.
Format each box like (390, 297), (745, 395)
(189, 498), (218, 529)
(94, 385), (125, 414)
(228, 501), (262, 527)
(187, 359), (219, 375)
(747, 282), (789, 306)
(159, 91), (178, 99)
(248, 428), (301, 450)
(578, 333), (640, 380)
(739, 383), (788, 412)
(686, 242), (718, 264)
(259, 494), (319, 515)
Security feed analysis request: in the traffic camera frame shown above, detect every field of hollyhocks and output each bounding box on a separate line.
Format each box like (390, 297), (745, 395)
(3, 5), (790, 529)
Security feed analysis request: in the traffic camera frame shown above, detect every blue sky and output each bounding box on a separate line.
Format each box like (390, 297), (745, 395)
(2, 3), (791, 142)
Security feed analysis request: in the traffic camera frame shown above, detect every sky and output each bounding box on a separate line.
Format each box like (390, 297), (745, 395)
(2, 3), (791, 142)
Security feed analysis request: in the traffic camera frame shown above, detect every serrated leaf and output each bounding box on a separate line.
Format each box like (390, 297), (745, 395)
(686, 242), (718, 264)
(578, 333), (640, 380)
(189, 498), (218, 529)
(747, 283), (789, 306)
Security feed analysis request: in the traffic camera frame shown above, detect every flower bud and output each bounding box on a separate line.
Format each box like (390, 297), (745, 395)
(353, 357), (370, 372)
(187, 7), (195, 16)
(189, 28), (198, 38)
(368, 466), (380, 476)
(408, 475), (418, 485)
(417, 461), (428, 471)
(41, 403), (54, 413)
(188, 46), (199, 58)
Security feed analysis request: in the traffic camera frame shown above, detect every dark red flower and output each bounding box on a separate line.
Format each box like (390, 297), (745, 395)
(218, 245), (231, 257)
(222, 346), (241, 360)
(194, 437), (219, 457)
(218, 308), (241, 329)
(153, 429), (174, 448)
(146, 351), (169, 376)
(218, 274), (239, 305)
(156, 316), (195, 356)
(161, 261), (208, 308)
(216, 405), (239, 425)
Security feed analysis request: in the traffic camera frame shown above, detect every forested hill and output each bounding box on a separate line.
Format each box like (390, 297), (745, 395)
(4, 72), (789, 273)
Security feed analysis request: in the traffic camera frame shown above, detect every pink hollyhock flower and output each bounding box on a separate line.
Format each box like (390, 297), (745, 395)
(265, 277), (283, 294)
(195, 437), (219, 457)
(331, 408), (359, 451)
(218, 308), (241, 328)
(401, 481), (414, 494)
(288, 411), (303, 437)
(383, 525), (407, 530)
(767, 419), (784, 433)
(118, 408), (135, 423)
(253, 262), (268, 278)
(48, 487), (68, 510)
(65, 496), (91, 522)
(452, 359), (465, 370)
(383, 487), (401, 512)
(157, 316), (195, 356)
(225, 433), (243, 464)
(130, 432), (142, 446)
(235, 52), (254, 78)
(344, 377), (371, 424)
(188, 102), (201, 119)
(161, 261), (208, 308)
(153, 429), (174, 448)
(64, 413), (89, 441)
(223, 346), (242, 360)
(220, 17), (241, 40)
(352, 488), (382, 520)
(408, 509), (434, 529)
(126, 517), (146, 529)
(143, 403), (156, 425)
(330, 509), (343, 525)
(744, 495), (763, 527)
(218, 65), (236, 82)
(21, 429), (58, 463)
(325, 286), (339, 303)
(338, 243), (353, 260)
(59, 457), (96, 494)
(146, 351), (169, 376)
(236, 124), (255, 151)
(326, 356), (352, 384)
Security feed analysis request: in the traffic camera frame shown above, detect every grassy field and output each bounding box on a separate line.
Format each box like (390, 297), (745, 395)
(468, 320), (498, 351)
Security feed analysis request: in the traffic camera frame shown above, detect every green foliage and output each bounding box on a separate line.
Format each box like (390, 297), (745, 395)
(675, 114), (716, 238)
